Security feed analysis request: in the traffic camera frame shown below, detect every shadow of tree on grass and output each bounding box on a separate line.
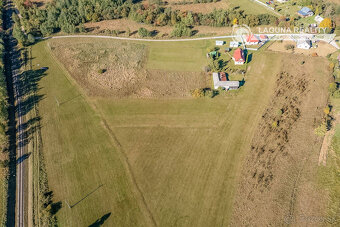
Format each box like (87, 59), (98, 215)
(88, 213), (111, 227)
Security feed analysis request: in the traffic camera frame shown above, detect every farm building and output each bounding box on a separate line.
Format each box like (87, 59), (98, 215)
(216, 40), (225, 46)
(338, 54), (340, 64)
(298, 7), (313, 17)
(245, 35), (260, 45)
(213, 73), (240, 90)
(277, 0), (289, 3)
(296, 38), (312, 49)
(233, 48), (246, 65)
(230, 41), (240, 48)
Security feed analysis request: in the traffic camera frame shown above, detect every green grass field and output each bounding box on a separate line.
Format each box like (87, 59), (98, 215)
(146, 41), (211, 72)
(31, 42), (150, 226)
(30, 37), (283, 226)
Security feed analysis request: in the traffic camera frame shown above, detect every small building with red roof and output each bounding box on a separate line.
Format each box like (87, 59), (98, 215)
(260, 34), (269, 41)
(245, 35), (260, 45)
(233, 48), (246, 65)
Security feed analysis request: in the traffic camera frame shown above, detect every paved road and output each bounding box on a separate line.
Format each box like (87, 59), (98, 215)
(46, 34), (237, 42)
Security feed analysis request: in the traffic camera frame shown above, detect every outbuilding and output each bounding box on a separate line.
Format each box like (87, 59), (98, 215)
(213, 73), (240, 90)
(230, 41), (240, 48)
(216, 40), (225, 46)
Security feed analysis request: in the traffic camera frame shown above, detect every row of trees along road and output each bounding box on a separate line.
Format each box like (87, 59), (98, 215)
(14, 0), (277, 37)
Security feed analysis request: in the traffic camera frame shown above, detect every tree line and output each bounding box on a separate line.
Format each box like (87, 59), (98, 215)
(14, 0), (278, 37)
(0, 0), (9, 154)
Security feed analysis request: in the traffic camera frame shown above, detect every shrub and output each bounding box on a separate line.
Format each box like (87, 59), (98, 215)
(277, 108), (283, 116)
(329, 82), (337, 94)
(171, 23), (192, 37)
(324, 106), (330, 115)
(27, 34), (35, 44)
(333, 90), (340, 98)
(0, 160), (9, 168)
(138, 27), (151, 37)
(191, 88), (204, 98)
(98, 69), (106, 74)
(284, 44), (295, 50)
(271, 121), (278, 128)
(315, 123), (327, 136)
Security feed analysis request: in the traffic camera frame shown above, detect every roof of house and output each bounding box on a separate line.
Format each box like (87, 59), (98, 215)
(233, 48), (245, 62)
(338, 54), (340, 61)
(216, 40), (224, 45)
(297, 38), (312, 46)
(246, 35), (259, 43)
(213, 73), (239, 88)
(220, 72), (227, 81)
(260, 34), (268, 40)
(315, 15), (324, 23)
(298, 7), (313, 16)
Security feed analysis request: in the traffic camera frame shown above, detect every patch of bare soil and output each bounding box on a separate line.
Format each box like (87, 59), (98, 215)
(232, 54), (331, 226)
(48, 39), (208, 98)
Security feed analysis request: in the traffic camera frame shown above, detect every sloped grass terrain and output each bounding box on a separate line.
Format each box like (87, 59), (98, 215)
(34, 36), (331, 226)
(31, 42), (150, 226)
(92, 52), (280, 226)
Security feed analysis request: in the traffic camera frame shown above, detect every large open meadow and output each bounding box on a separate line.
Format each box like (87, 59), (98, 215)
(30, 37), (279, 226)
(29, 36), (334, 226)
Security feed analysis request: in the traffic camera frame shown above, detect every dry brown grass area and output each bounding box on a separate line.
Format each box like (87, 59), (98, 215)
(232, 54), (331, 226)
(268, 40), (337, 57)
(167, 1), (229, 13)
(48, 38), (208, 98)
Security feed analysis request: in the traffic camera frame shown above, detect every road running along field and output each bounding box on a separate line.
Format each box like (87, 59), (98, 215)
(31, 37), (281, 226)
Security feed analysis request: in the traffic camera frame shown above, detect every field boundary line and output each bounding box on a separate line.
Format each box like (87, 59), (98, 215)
(43, 42), (157, 227)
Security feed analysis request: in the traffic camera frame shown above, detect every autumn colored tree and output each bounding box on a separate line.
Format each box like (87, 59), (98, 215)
(233, 18), (238, 25)
(319, 18), (333, 29)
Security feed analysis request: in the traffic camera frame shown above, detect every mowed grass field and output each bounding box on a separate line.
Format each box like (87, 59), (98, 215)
(32, 37), (281, 226)
(31, 42), (150, 226)
(146, 41), (210, 72)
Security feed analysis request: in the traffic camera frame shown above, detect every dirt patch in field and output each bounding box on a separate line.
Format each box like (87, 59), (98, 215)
(232, 54), (331, 226)
(268, 40), (337, 57)
(48, 39), (208, 98)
